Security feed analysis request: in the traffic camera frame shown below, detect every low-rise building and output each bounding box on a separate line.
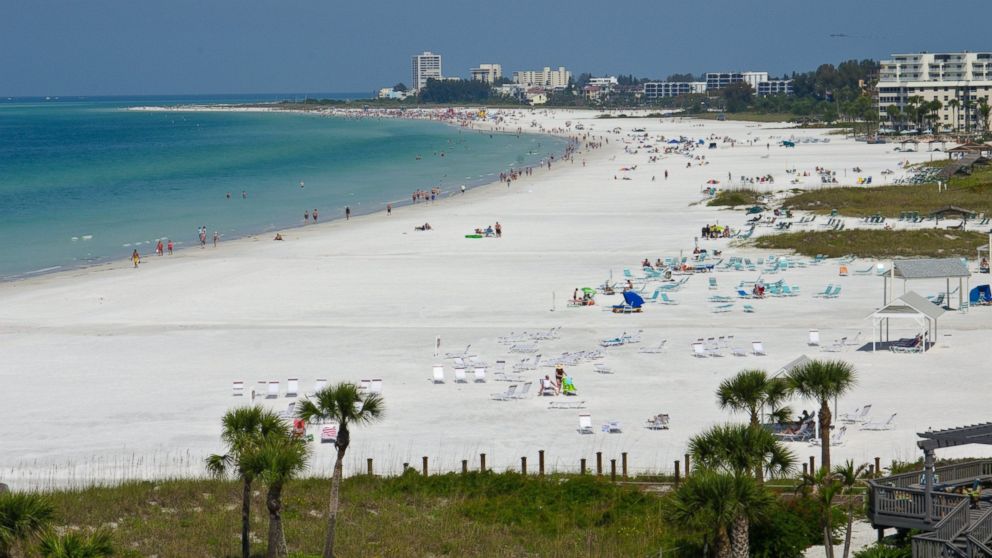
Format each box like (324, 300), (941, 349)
(756, 79), (793, 96)
(471, 64), (502, 84)
(642, 81), (706, 99)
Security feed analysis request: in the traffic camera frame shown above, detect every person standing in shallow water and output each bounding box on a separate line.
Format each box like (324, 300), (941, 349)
(386, 203), (392, 216)
(131, 249), (140, 268)
(312, 208), (318, 223)
(345, 206), (351, 220)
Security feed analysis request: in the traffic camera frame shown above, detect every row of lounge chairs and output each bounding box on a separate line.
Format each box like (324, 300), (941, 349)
(691, 338), (766, 357)
(432, 365), (487, 384)
(807, 329), (860, 352)
(232, 378), (330, 399)
(813, 285), (843, 298)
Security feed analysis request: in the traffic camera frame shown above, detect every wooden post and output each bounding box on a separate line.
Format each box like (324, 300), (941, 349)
(684, 453), (690, 477)
(809, 455), (815, 473)
(875, 456), (881, 477)
(403, 462), (409, 471)
(803, 463), (808, 476)
(461, 460), (468, 475)
(480, 453), (486, 472)
(422, 456), (429, 477)
(610, 459), (617, 482)
(622, 452), (628, 479)
(521, 456), (527, 475)
(367, 458), (373, 476)
(539, 450), (545, 477)
(596, 452), (603, 476)
(674, 460), (681, 485)
(580, 458), (587, 475)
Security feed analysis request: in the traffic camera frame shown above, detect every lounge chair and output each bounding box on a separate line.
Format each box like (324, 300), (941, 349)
(840, 404), (871, 424)
(320, 424), (338, 444)
(369, 379), (383, 394)
(821, 337), (847, 352)
(813, 284), (835, 298)
(474, 367), (486, 383)
(810, 426), (847, 446)
(777, 420), (814, 442)
(659, 293), (678, 305)
(358, 379), (371, 392)
(824, 286), (842, 299)
(646, 414), (670, 430)
(232, 381), (245, 397)
(577, 414), (594, 434)
(742, 304), (756, 313)
(444, 344), (474, 359)
(594, 363), (613, 374)
(638, 340), (667, 353)
(709, 277), (718, 290)
(312, 378), (327, 395)
(549, 400), (586, 410)
(468, 356), (488, 368)
(491, 384), (518, 401)
(453, 367), (468, 383)
(691, 343), (709, 358)
(752, 341), (767, 356)
(510, 343), (539, 353)
(602, 420), (622, 434)
(286, 378), (299, 398)
(861, 413), (897, 431)
(278, 402), (296, 419)
(706, 338), (724, 357)
(514, 381), (533, 399)
(267, 381), (279, 399)
(731, 344), (747, 357)
(808, 330), (820, 346)
(431, 366), (445, 384)
(712, 303), (734, 313)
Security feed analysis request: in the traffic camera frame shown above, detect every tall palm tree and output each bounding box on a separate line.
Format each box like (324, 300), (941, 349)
(37, 529), (114, 558)
(206, 406), (285, 558)
(257, 432), (311, 558)
(0, 492), (55, 558)
(834, 460), (870, 558)
(717, 369), (792, 427)
(787, 359), (857, 472)
(948, 98), (960, 134)
(978, 98), (991, 134)
(689, 423), (796, 486)
(297, 383), (384, 558)
(664, 470), (773, 558)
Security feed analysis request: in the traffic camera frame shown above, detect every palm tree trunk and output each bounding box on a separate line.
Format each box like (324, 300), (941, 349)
(716, 526), (732, 558)
(266, 482), (288, 558)
(819, 400), (832, 472)
(322, 447), (347, 558)
(731, 514), (749, 558)
(842, 497), (855, 558)
(242, 478), (252, 558)
(823, 523), (834, 558)
(749, 413), (765, 486)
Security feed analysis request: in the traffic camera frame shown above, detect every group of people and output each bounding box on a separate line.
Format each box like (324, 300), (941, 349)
(473, 222), (502, 237)
(303, 208), (319, 223)
(540, 366), (576, 396)
(132, 238), (176, 268)
(197, 225), (218, 248)
(411, 188), (441, 204)
(700, 224), (732, 238)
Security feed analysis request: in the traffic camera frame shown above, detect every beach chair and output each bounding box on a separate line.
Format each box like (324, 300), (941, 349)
(267, 381), (280, 399)
(810, 426), (847, 446)
(646, 414), (670, 430)
(824, 286), (842, 299)
(232, 381), (245, 397)
(838, 265), (849, 276)
(278, 402), (296, 419)
(777, 421), (813, 442)
(358, 379), (371, 392)
(846, 332), (861, 347)
(708, 277), (718, 290)
(737, 289), (752, 298)
(840, 404), (871, 424)
(577, 414), (594, 434)
(742, 304), (756, 313)
(474, 367), (486, 383)
(444, 344), (474, 359)
(712, 303), (734, 313)
(638, 339), (667, 353)
(514, 381), (533, 399)
(491, 384), (517, 401)
(468, 356), (488, 368)
(706, 338), (724, 357)
(549, 400), (586, 410)
(594, 363), (613, 374)
(813, 284), (835, 298)
(808, 330), (820, 346)
(453, 367), (468, 383)
(659, 293), (678, 305)
(602, 420), (622, 434)
(285, 378), (299, 398)
(309, 378), (327, 397)
(320, 424), (338, 444)
(431, 366), (445, 384)
(861, 413), (897, 431)
(691, 343), (709, 358)
(752, 341), (766, 356)
(369, 379), (383, 394)
(510, 343), (539, 353)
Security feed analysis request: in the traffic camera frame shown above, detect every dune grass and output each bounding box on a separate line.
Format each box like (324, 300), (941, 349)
(707, 188), (763, 207)
(752, 229), (988, 259)
(28, 472), (673, 558)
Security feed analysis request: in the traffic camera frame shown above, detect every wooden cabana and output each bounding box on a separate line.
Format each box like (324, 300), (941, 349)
(929, 205), (978, 221)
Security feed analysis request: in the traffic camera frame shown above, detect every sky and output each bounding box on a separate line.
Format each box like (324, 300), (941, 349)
(1, 0), (989, 97)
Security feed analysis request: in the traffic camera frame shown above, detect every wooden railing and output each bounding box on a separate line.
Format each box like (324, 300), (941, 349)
(873, 486), (928, 520)
(911, 535), (962, 558)
(967, 536), (992, 558)
(934, 499), (970, 541)
(969, 509), (992, 548)
(869, 459), (992, 528)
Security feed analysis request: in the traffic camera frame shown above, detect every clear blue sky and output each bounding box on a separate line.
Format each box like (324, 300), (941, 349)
(1, 0), (987, 96)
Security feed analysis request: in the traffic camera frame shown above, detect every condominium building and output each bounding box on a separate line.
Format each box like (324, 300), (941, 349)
(411, 51), (443, 91)
(470, 64), (502, 84)
(756, 79), (794, 96)
(642, 81), (707, 99)
(512, 66), (571, 89)
(705, 71), (770, 91)
(877, 52), (992, 130)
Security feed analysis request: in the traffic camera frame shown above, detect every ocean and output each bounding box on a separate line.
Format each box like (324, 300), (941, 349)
(0, 95), (566, 279)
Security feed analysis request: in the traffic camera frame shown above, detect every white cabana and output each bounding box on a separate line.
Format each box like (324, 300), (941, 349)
(866, 291), (945, 352)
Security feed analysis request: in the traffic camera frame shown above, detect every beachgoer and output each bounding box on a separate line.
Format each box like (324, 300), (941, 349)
(312, 209), (318, 222)
(242, 191), (247, 199)
(345, 206), (351, 220)
(461, 185), (466, 194)
(304, 210), (309, 223)
(213, 231), (219, 247)
(156, 240), (164, 256)
(274, 233), (283, 241)
(494, 222), (502, 238)
(167, 240), (173, 255)
(554, 367), (565, 394)
(386, 203), (392, 216)
(131, 249), (140, 268)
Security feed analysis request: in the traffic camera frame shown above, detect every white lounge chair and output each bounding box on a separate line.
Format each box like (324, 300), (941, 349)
(431, 366), (445, 384)
(691, 343), (709, 358)
(646, 414), (670, 430)
(821, 337), (847, 352)
(493, 360), (506, 374)
(577, 414), (594, 434)
(752, 341), (767, 356)
(232, 381), (245, 397)
(491, 384), (518, 401)
(453, 367), (468, 383)
(840, 404), (871, 424)
(468, 356), (488, 368)
(638, 339), (668, 353)
(311, 378), (327, 395)
(602, 420), (622, 433)
(808, 329), (820, 346)
(594, 363), (613, 374)
(453, 357), (469, 369)
(369, 379), (383, 394)
(810, 425), (846, 446)
(444, 344), (473, 359)
(358, 379), (371, 392)
(549, 400), (586, 410)
(731, 344), (747, 357)
(286, 378), (299, 398)
(267, 381), (279, 399)
(474, 367), (486, 382)
(861, 413), (897, 431)
(514, 381), (533, 399)
(278, 402), (296, 419)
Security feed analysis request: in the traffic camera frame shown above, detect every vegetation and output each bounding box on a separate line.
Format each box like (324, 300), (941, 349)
(782, 181), (992, 218)
(417, 78), (501, 104)
(707, 189), (763, 207)
(752, 229), (989, 258)
(0, 492), (55, 557)
(786, 360), (857, 472)
(37, 529), (113, 558)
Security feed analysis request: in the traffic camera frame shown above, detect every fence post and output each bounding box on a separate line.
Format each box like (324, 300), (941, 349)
(367, 458), (373, 476)
(480, 453), (486, 472)
(610, 459), (617, 482)
(596, 452), (603, 476)
(539, 450), (545, 477)
(803, 463), (808, 476)
(422, 456), (429, 477)
(403, 462), (409, 471)
(809, 455), (815, 474)
(875, 456), (881, 477)
(521, 456), (527, 475)
(461, 460), (468, 475)
(684, 453), (690, 477)
(580, 458), (587, 475)
(622, 452), (628, 479)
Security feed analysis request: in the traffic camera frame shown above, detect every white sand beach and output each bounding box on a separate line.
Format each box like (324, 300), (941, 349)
(1, 109), (988, 490)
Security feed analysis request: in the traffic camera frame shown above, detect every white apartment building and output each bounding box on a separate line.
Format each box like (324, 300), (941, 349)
(705, 71), (771, 91)
(512, 66), (571, 89)
(757, 79), (793, 96)
(470, 64), (502, 84)
(877, 51), (992, 130)
(642, 81), (707, 99)
(411, 51), (443, 91)
(588, 76), (619, 87)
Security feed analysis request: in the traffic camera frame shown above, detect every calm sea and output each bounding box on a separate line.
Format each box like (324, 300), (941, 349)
(0, 95), (566, 279)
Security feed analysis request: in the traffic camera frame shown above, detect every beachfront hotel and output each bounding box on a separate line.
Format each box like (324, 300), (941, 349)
(877, 51), (992, 130)
(512, 66), (571, 89)
(705, 71), (769, 91)
(470, 64), (502, 84)
(756, 79), (794, 96)
(641, 81), (707, 99)
(411, 51), (443, 91)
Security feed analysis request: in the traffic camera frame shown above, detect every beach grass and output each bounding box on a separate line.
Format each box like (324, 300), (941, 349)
(782, 181), (992, 218)
(28, 472), (674, 558)
(692, 112), (796, 123)
(751, 229), (989, 258)
(707, 188), (763, 207)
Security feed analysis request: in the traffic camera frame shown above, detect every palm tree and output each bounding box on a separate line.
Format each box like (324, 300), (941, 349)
(664, 470), (773, 558)
(885, 105), (901, 131)
(297, 383), (384, 558)
(689, 423), (796, 486)
(257, 432), (311, 558)
(948, 98), (960, 134)
(797, 467), (844, 558)
(206, 406), (286, 558)
(834, 460), (870, 558)
(978, 98), (991, 135)
(787, 359), (857, 472)
(37, 529), (113, 558)
(717, 369), (792, 427)
(0, 492), (55, 558)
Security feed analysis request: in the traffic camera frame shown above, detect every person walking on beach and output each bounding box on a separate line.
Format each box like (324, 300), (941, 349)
(167, 240), (173, 255)
(345, 206), (351, 220)
(156, 240), (164, 256)
(131, 249), (140, 268)
(304, 210), (309, 224)
(199, 226), (207, 248)
(386, 203), (392, 216)
(494, 221), (502, 238)
(213, 231), (219, 247)
(461, 185), (466, 194)
(312, 208), (318, 223)
(664, 169), (669, 180)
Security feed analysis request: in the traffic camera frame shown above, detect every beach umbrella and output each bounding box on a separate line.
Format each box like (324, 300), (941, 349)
(582, 287), (597, 296)
(623, 291), (645, 308)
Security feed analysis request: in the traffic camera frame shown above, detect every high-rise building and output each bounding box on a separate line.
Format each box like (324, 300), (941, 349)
(470, 64), (502, 84)
(512, 67), (571, 89)
(877, 51), (992, 130)
(411, 51), (443, 91)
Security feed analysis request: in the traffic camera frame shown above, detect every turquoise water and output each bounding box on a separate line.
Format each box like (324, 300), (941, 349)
(0, 97), (566, 279)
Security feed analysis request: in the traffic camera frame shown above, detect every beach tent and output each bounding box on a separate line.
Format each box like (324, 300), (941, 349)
(667, 139), (680, 144)
(970, 285), (991, 304)
(623, 291), (645, 308)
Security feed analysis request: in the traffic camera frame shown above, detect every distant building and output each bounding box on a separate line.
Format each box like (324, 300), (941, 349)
(471, 64), (502, 84)
(704, 71), (769, 91)
(377, 88), (409, 100)
(642, 81), (707, 99)
(525, 88), (548, 105)
(512, 67), (571, 89)
(588, 76), (619, 87)
(412, 51), (443, 91)
(756, 79), (793, 96)
(494, 83), (526, 101)
(877, 51), (992, 130)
